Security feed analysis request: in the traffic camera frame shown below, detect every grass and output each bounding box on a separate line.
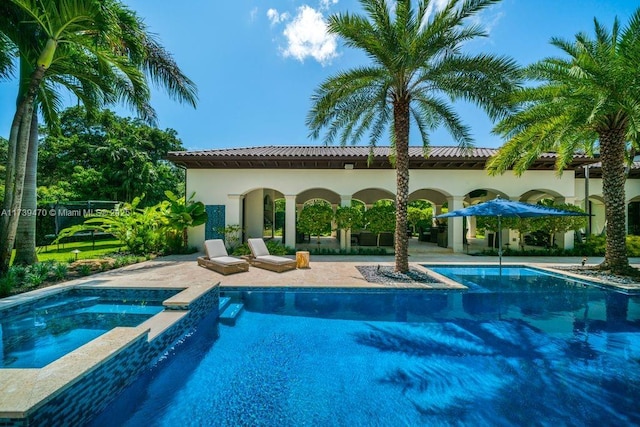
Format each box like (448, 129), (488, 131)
(36, 238), (123, 263)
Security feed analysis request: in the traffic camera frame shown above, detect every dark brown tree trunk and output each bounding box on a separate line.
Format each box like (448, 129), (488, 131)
(393, 94), (410, 273)
(598, 125), (629, 273)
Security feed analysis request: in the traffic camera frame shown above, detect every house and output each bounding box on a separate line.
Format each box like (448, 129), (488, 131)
(166, 146), (640, 252)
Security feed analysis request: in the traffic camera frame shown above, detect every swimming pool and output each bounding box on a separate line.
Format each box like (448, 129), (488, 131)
(424, 264), (611, 293)
(91, 283), (640, 426)
(0, 288), (177, 368)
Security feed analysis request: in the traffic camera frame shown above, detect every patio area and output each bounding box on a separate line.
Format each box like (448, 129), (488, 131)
(47, 239), (638, 291)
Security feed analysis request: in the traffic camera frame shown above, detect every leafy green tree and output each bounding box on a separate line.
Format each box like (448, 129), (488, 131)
(307, 0), (520, 272)
(488, 9), (640, 273)
(0, 0), (147, 269)
(478, 215), (528, 249)
(0, 0), (197, 272)
(38, 107), (187, 205)
(530, 200), (588, 248)
(407, 204), (432, 234)
(364, 203), (396, 246)
(297, 200), (334, 245)
(334, 205), (364, 233)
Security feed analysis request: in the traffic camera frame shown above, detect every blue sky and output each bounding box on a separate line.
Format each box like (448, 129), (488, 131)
(0, 0), (637, 150)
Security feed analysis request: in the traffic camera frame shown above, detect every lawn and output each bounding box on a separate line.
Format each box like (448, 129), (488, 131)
(36, 238), (124, 263)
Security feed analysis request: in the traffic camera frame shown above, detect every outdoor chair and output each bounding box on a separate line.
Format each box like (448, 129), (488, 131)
(247, 238), (297, 273)
(197, 239), (249, 275)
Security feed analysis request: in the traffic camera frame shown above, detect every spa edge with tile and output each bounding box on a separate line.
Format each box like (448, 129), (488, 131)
(0, 278), (220, 427)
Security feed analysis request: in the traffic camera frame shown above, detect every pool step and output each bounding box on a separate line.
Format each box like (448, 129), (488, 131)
(219, 302), (244, 326)
(219, 297), (232, 313)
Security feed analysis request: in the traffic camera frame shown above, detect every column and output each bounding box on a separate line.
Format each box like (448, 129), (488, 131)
(433, 204), (442, 225)
(468, 216), (477, 240)
(447, 196), (465, 253)
(506, 196), (520, 251)
(331, 204), (338, 238)
(226, 194), (244, 242)
(561, 196), (575, 250)
(340, 195), (352, 251)
(285, 195), (297, 248)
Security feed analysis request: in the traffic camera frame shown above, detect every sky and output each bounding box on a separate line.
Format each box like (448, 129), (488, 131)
(0, 0), (638, 151)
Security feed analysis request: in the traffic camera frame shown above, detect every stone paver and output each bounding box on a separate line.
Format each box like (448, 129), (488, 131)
(71, 248), (640, 291)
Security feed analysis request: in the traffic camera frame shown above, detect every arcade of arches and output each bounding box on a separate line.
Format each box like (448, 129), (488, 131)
(166, 146), (640, 253)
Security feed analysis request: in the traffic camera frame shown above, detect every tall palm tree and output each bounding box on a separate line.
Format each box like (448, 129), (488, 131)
(307, 0), (520, 272)
(0, 0), (197, 270)
(487, 9), (640, 274)
(0, 32), (15, 79)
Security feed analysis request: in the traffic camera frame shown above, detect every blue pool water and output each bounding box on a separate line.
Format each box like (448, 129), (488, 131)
(92, 284), (640, 426)
(425, 264), (607, 293)
(0, 288), (176, 368)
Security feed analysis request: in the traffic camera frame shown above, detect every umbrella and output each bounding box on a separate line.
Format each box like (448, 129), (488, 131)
(436, 197), (588, 274)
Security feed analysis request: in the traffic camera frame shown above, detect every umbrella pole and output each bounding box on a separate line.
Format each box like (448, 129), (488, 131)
(498, 215), (502, 277)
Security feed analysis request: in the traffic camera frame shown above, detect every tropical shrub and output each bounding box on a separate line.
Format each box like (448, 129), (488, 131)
(215, 224), (244, 251)
(626, 236), (640, 257)
(0, 268), (20, 297)
(77, 264), (93, 276)
(232, 240), (293, 256)
(164, 191), (207, 252)
(0, 261), (71, 296)
(55, 193), (207, 256)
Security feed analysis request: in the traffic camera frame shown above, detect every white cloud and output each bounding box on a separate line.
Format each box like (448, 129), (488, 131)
(281, 5), (338, 65)
(424, 0), (449, 21)
(267, 8), (290, 26)
(319, 0), (338, 10)
(250, 7), (258, 23)
(469, 10), (504, 36)
(421, 1), (503, 38)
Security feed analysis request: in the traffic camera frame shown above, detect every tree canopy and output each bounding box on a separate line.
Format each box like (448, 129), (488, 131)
(37, 106), (185, 205)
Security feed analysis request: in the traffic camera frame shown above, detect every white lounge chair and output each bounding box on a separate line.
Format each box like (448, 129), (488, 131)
(197, 239), (249, 275)
(247, 238), (297, 273)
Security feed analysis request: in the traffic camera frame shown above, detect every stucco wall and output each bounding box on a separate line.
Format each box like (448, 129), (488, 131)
(186, 168), (591, 251)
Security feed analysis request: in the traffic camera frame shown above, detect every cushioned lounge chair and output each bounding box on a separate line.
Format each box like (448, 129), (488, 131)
(247, 238), (297, 273)
(197, 239), (249, 275)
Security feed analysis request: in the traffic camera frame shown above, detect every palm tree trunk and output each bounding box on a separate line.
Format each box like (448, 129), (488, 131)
(14, 112), (39, 265)
(0, 65), (45, 274)
(393, 95), (410, 273)
(599, 126), (629, 273)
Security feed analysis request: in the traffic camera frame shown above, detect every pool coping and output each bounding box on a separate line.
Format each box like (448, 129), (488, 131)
(0, 279), (218, 420)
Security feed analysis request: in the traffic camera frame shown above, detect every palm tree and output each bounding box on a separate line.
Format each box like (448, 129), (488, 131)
(0, 0), (197, 270)
(0, 32), (15, 79)
(307, 0), (520, 272)
(487, 9), (640, 274)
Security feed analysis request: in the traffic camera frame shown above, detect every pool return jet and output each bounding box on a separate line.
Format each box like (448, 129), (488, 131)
(436, 196), (589, 276)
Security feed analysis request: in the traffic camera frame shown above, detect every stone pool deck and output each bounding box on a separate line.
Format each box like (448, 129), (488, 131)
(30, 250), (640, 292)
